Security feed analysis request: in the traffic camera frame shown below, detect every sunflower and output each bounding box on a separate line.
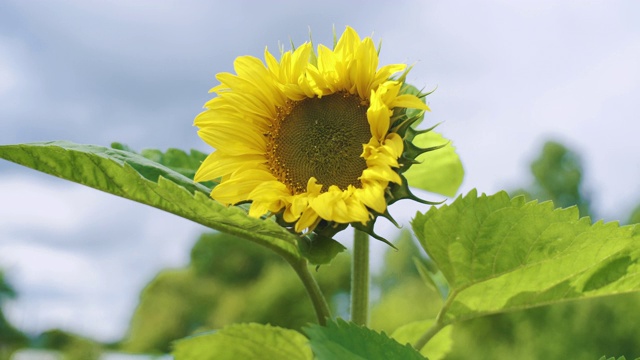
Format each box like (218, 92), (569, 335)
(194, 27), (433, 236)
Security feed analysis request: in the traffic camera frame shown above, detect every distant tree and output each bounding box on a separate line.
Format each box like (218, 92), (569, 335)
(0, 270), (28, 358)
(513, 140), (591, 217)
(119, 268), (217, 353)
(190, 230), (281, 283)
(0, 272), (16, 301)
(37, 329), (101, 360)
(627, 204), (640, 224)
(122, 232), (350, 354)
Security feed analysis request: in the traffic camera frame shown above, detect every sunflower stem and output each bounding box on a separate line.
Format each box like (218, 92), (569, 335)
(290, 259), (331, 325)
(350, 229), (370, 325)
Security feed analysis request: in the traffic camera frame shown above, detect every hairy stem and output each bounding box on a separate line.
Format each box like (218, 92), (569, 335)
(350, 229), (370, 325)
(290, 259), (331, 325)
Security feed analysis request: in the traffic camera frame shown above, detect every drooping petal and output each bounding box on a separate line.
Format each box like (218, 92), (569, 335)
(210, 169), (276, 205)
(367, 89), (392, 141)
(248, 180), (291, 217)
(194, 151), (265, 182)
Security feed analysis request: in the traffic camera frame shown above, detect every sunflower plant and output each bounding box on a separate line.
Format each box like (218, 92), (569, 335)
(2, 27), (640, 359)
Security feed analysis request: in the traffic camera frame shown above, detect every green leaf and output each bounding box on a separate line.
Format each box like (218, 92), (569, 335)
(304, 319), (426, 360)
(412, 190), (640, 325)
(173, 323), (312, 360)
(0, 141), (302, 262)
(111, 142), (214, 188)
(298, 233), (347, 266)
(413, 258), (448, 301)
(403, 131), (464, 198)
(391, 320), (452, 360)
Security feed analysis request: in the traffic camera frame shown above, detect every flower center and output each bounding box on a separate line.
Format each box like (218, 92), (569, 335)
(267, 92), (371, 194)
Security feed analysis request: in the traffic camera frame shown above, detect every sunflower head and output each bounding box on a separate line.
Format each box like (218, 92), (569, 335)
(194, 27), (441, 245)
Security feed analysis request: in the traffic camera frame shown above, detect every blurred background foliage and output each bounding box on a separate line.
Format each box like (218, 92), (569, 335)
(512, 141), (592, 217)
(120, 227), (442, 354)
(3, 139), (640, 359)
(0, 271), (28, 359)
(121, 231), (351, 354)
(34, 329), (102, 360)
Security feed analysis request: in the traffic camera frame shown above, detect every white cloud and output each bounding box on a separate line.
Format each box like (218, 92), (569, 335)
(0, 243), (101, 293)
(0, 242), (105, 336)
(532, 41), (640, 132)
(0, 55), (18, 96)
(0, 36), (34, 112)
(0, 176), (97, 233)
(0, 174), (204, 341)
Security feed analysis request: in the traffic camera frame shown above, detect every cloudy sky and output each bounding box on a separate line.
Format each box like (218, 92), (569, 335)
(1, 0), (639, 342)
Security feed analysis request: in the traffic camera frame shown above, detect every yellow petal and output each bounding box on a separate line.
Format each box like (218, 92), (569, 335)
(248, 180), (290, 217)
(211, 169), (275, 205)
(391, 94), (430, 110)
(367, 89), (391, 141)
(296, 207), (320, 232)
(194, 151), (265, 182)
(355, 183), (387, 214)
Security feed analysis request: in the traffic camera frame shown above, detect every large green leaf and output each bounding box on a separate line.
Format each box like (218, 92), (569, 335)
(404, 131), (464, 198)
(412, 190), (640, 325)
(304, 319), (426, 360)
(173, 323), (312, 360)
(0, 141), (301, 262)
